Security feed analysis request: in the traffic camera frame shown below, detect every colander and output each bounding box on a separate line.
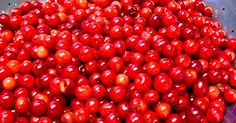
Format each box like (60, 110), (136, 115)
(0, 0), (236, 122)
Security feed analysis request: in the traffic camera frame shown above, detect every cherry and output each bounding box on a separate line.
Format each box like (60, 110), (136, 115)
(115, 73), (129, 88)
(0, 65), (12, 80)
(154, 73), (173, 93)
(131, 52), (145, 65)
(145, 50), (160, 62)
(186, 106), (203, 123)
(0, 0), (235, 122)
(47, 100), (64, 119)
(184, 69), (198, 85)
(183, 39), (199, 55)
(85, 98), (99, 113)
(19, 74), (35, 89)
(143, 111), (158, 123)
(162, 90), (179, 106)
(110, 26), (123, 39)
(31, 99), (47, 116)
(166, 24), (181, 39)
(78, 46), (94, 62)
(75, 84), (92, 100)
(134, 73), (152, 92)
(104, 113), (121, 123)
(174, 96), (190, 112)
(15, 116), (29, 123)
(135, 39), (150, 53)
(101, 70), (116, 86)
(1, 30), (14, 43)
(62, 64), (79, 80)
(193, 97), (209, 112)
(193, 79), (209, 97)
(0, 14), (10, 25)
(117, 102), (130, 119)
(209, 99), (226, 112)
(207, 86), (220, 100)
(85, 60), (98, 74)
(224, 88), (236, 103)
(92, 84), (106, 99)
(175, 54), (191, 68)
(2, 76), (16, 90)
(61, 112), (74, 123)
(15, 96), (30, 114)
(155, 102), (171, 119)
(73, 107), (90, 122)
(108, 86), (126, 103)
(143, 89), (159, 104)
(163, 12), (178, 26)
(0, 90), (15, 109)
(126, 112), (144, 123)
(108, 57), (124, 73)
(159, 58), (174, 72)
(166, 113), (182, 123)
(162, 44), (177, 58)
(55, 49), (72, 66)
(148, 14), (161, 28)
(99, 102), (117, 117)
(205, 107), (223, 123)
(229, 73), (236, 87)
(208, 69), (223, 84)
(169, 66), (185, 82)
(0, 110), (15, 123)
(14, 87), (29, 98)
(145, 61), (160, 76)
(130, 98), (148, 113)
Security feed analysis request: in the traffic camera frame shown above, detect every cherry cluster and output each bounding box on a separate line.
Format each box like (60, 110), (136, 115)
(0, 0), (236, 122)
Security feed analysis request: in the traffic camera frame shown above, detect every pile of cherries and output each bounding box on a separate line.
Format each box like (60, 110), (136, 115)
(0, 0), (236, 122)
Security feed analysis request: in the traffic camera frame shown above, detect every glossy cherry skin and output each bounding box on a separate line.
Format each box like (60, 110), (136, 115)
(117, 102), (131, 119)
(75, 84), (92, 101)
(143, 111), (159, 123)
(108, 86), (126, 103)
(143, 89), (159, 104)
(224, 88), (236, 103)
(99, 43), (116, 59)
(55, 50), (72, 66)
(134, 73), (152, 92)
(0, 0), (235, 122)
(130, 98), (148, 113)
(155, 102), (171, 119)
(104, 113), (121, 123)
(169, 66), (185, 82)
(99, 102), (117, 117)
(0, 110), (15, 123)
(166, 113), (182, 123)
(154, 73), (173, 93)
(73, 107), (90, 123)
(186, 106), (203, 123)
(205, 107), (223, 123)
(125, 112), (144, 123)
(162, 90), (179, 106)
(101, 70), (116, 86)
(0, 65), (12, 80)
(31, 99), (48, 116)
(15, 96), (30, 114)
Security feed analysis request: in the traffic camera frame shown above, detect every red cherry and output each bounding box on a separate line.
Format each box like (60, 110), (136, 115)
(154, 73), (173, 93)
(75, 84), (92, 100)
(224, 88), (236, 103)
(0, 110), (15, 123)
(134, 73), (152, 92)
(205, 107), (223, 123)
(126, 112), (144, 123)
(155, 102), (171, 119)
